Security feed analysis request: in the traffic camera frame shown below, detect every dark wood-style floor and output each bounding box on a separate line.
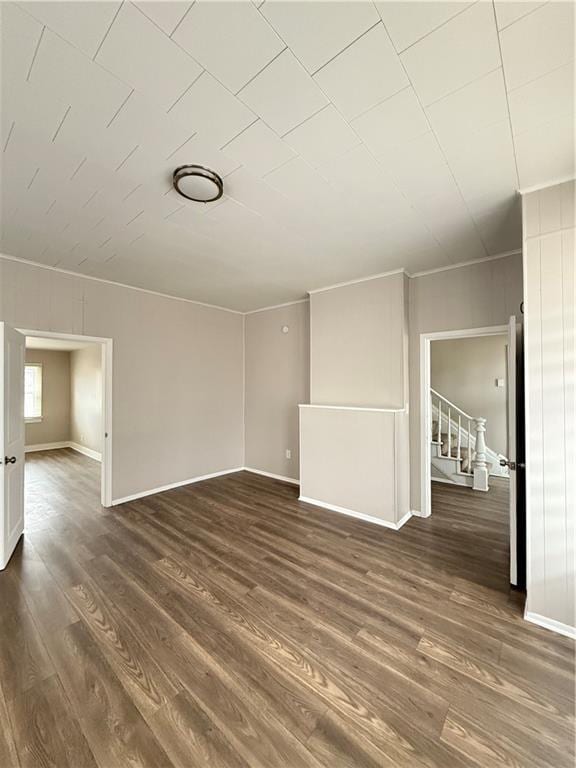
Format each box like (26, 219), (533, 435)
(1, 450), (574, 767)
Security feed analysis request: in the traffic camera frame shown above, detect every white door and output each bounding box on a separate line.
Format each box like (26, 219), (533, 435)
(506, 316), (518, 586)
(0, 323), (25, 570)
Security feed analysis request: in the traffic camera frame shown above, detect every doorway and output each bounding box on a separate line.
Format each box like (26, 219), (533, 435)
(420, 322), (524, 588)
(19, 329), (113, 509)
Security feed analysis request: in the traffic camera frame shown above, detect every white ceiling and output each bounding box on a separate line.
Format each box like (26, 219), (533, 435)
(25, 336), (97, 351)
(1, 1), (574, 311)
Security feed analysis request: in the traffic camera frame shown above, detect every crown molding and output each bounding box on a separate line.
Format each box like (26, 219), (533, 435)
(409, 250), (522, 278)
(0, 253), (243, 315)
(244, 298), (309, 315)
(307, 268), (407, 295)
(517, 175), (575, 196)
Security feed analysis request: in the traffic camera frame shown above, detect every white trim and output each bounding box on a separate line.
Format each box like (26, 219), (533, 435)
(24, 417), (42, 424)
(18, 328), (113, 508)
(518, 175), (575, 196)
(431, 476), (460, 486)
(420, 324), (509, 518)
(244, 298), (309, 315)
(298, 403), (405, 413)
(410, 508), (428, 518)
(299, 495), (412, 530)
(69, 442), (101, 462)
(410, 251), (521, 279)
(112, 467), (244, 505)
(243, 467), (299, 485)
(307, 268), (406, 295)
(25, 441), (70, 453)
(0, 253), (242, 315)
(524, 610), (576, 639)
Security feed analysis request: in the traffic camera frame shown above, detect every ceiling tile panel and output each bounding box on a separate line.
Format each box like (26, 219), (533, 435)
(261, 0), (379, 73)
(426, 68), (509, 147)
(1, 3), (44, 84)
(168, 71), (256, 148)
(442, 120), (518, 208)
(172, 0), (284, 93)
(134, 1), (192, 35)
(95, 2), (203, 110)
(284, 105), (360, 167)
(313, 23), (408, 120)
(509, 62), (575, 137)
(167, 132), (242, 179)
(223, 120), (296, 177)
(494, 1), (546, 31)
(352, 87), (429, 157)
(514, 112), (576, 189)
(24, 1), (121, 58)
(401, 2), (500, 106)
(499, 1), (575, 91)
(238, 49), (328, 135)
(375, 1), (473, 53)
(30, 28), (131, 127)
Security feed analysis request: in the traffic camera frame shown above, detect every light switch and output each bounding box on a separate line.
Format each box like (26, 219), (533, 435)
(496, 378), (505, 388)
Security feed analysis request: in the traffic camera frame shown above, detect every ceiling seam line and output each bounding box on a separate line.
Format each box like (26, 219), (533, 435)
(233, 46), (288, 97)
(491, 0), (521, 188)
(311, 19), (383, 77)
(106, 88), (134, 129)
(393, 0), (481, 57)
(26, 25), (45, 81)
(93, 0), (124, 61)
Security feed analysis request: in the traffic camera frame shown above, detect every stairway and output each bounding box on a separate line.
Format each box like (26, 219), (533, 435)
(430, 389), (508, 490)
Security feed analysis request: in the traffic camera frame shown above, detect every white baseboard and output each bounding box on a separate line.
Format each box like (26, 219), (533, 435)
(243, 467), (299, 485)
(25, 441), (102, 462)
(299, 495), (412, 531)
(25, 441), (70, 453)
(410, 508), (430, 518)
(112, 467), (244, 506)
(524, 609), (576, 639)
(68, 442), (102, 462)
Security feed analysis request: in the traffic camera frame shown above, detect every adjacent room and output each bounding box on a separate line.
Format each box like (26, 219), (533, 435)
(24, 334), (105, 529)
(0, 2), (574, 767)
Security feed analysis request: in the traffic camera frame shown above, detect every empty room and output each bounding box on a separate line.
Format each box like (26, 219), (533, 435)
(0, 1), (574, 767)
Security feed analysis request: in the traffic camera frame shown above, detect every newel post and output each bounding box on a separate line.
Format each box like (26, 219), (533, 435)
(472, 417), (489, 492)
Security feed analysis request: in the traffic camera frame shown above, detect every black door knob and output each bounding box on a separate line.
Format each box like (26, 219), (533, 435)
(4, 456), (16, 464)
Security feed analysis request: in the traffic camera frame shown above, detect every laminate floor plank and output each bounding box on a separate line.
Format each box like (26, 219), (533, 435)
(0, 449), (572, 767)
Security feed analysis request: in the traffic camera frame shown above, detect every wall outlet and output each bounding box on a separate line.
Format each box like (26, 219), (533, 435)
(495, 378), (505, 388)
(285, 449), (291, 459)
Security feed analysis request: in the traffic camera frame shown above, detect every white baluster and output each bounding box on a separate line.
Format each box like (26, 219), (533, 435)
(447, 407), (451, 457)
(438, 399), (442, 447)
(472, 417), (489, 491)
(467, 419), (471, 473)
(457, 415), (461, 463)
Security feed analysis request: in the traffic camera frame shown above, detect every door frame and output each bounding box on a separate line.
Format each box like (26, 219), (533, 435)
(420, 324), (508, 519)
(17, 328), (113, 508)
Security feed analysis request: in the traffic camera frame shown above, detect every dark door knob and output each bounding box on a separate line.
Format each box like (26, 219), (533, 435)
(4, 456), (16, 464)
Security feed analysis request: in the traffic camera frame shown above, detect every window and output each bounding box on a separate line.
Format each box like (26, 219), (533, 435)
(24, 363), (42, 421)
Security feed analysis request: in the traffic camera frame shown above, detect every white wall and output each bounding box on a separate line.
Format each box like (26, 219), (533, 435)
(0, 256), (244, 502)
(522, 180), (575, 635)
(310, 272), (408, 408)
(431, 335), (508, 457)
(70, 344), (102, 456)
(244, 302), (309, 481)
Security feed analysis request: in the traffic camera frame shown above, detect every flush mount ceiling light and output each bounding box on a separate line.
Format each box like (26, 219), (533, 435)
(172, 165), (223, 203)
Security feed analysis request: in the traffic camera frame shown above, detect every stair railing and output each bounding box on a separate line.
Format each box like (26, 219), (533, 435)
(430, 388), (489, 491)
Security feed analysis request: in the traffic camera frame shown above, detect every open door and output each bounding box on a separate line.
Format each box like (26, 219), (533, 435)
(0, 323), (25, 570)
(503, 315), (526, 587)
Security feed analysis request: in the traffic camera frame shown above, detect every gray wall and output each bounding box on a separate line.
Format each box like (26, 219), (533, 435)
(0, 257), (244, 502)
(409, 253), (524, 511)
(310, 272), (408, 408)
(70, 344), (102, 455)
(522, 180), (575, 632)
(24, 348), (70, 446)
(244, 302), (309, 480)
(431, 335), (508, 457)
